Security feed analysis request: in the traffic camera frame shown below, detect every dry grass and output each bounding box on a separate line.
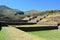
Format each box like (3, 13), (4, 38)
(38, 14), (60, 24)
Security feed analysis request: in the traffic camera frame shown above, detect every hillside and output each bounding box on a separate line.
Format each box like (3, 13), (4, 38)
(39, 13), (60, 24)
(0, 5), (24, 20)
(24, 10), (41, 16)
(0, 5), (60, 23)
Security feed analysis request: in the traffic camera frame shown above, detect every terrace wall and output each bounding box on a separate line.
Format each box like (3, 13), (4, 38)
(0, 19), (28, 22)
(16, 26), (58, 32)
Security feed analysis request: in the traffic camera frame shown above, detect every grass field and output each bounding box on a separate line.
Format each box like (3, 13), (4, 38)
(0, 26), (46, 40)
(28, 29), (59, 40)
(0, 25), (59, 40)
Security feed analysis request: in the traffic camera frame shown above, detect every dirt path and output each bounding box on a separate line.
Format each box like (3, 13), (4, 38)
(0, 26), (46, 40)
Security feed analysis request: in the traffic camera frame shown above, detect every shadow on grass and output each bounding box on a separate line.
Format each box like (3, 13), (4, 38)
(0, 27), (2, 31)
(16, 26), (58, 32)
(0, 23), (2, 31)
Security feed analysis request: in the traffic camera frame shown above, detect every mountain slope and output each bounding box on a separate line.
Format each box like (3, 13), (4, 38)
(24, 10), (41, 16)
(0, 5), (24, 20)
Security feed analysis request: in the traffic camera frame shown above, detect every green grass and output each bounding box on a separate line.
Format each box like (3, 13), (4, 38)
(0, 27), (7, 40)
(28, 29), (59, 40)
(0, 29), (3, 40)
(0, 27), (11, 40)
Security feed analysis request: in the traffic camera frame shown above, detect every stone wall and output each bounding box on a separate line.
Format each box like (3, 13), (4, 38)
(16, 26), (58, 32)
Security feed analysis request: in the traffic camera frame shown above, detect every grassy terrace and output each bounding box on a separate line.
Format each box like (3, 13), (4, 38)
(13, 24), (57, 27)
(0, 26), (46, 40)
(0, 23), (59, 40)
(0, 25), (59, 40)
(28, 29), (59, 40)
